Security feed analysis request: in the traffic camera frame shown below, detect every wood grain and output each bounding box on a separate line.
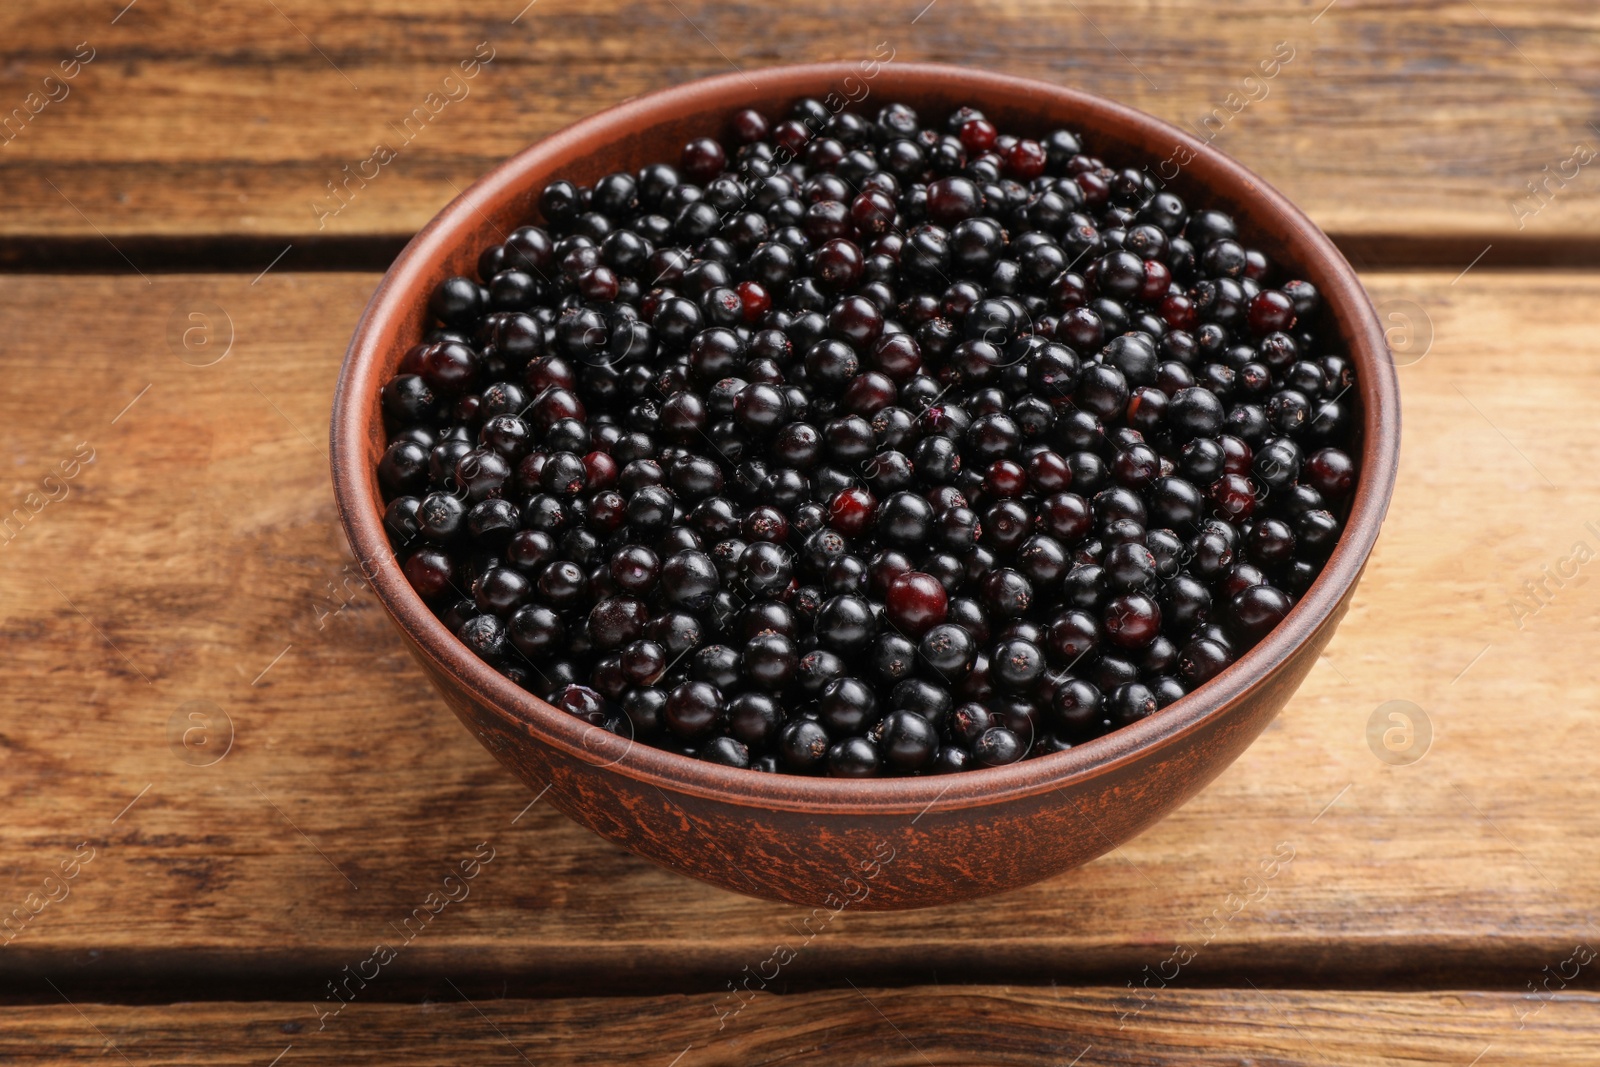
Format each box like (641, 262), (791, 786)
(0, 0), (1598, 253)
(4, 986), (1599, 1065)
(1, 270), (1596, 997)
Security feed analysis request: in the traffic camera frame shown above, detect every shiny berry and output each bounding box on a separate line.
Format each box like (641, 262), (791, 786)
(886, 571), (949, 636)
(874, 710), (940, 772)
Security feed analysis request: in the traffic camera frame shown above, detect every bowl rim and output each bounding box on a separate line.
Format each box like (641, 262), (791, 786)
(331, 61), (1400, 817)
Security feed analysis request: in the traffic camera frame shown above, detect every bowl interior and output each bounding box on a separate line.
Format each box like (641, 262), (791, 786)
(331, 62), (1399, 815)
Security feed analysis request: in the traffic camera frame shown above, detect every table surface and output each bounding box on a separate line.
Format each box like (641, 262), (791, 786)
(3, 1), (1598, 1063)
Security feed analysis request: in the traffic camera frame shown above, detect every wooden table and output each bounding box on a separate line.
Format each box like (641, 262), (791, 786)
(3, 1), (1598, 1062)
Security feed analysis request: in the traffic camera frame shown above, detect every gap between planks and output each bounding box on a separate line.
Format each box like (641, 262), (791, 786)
(0, 232), (1595, 275)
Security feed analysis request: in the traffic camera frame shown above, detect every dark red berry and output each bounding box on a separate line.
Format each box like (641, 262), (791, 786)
(886, 571), (948, 637)
(828, 486), (877, 536)
(680, 137), (725, 183)
(1004, 139), (1047, 179)
(404, 549), (454, 598)
(553, 684), (608, 725)
(1209, 474), (1258, 519)
(1306, 447), (1355, 497)
(730, 108), (769, 144)
(736, 280), (770, 323)
(1104, 593), (1162, 649)
(1247, 289), (1298, 335)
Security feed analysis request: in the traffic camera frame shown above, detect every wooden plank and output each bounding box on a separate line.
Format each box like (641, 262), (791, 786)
(0, 1), (1598, 250)
(3, 987), (1598, 1065)
(1, 271), (1597, 996)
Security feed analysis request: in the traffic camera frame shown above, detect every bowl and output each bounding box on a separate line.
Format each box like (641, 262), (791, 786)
(330, 62), (1400, 910)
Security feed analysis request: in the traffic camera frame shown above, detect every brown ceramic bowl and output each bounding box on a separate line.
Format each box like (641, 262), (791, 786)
(331, 62), (1400, 910)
